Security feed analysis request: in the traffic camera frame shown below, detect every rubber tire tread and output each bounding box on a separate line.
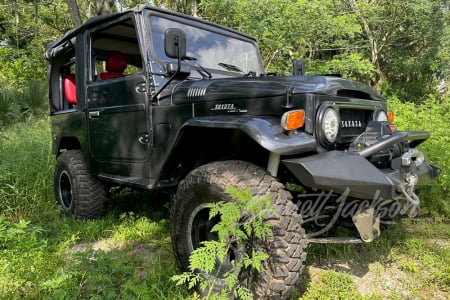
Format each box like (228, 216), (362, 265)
(171, 160), (307, 299)
(54, 150), (106, 219)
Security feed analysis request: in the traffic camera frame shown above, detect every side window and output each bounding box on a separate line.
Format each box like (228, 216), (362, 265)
(89, 18), (142, 82)
(49, 48), (77, 113)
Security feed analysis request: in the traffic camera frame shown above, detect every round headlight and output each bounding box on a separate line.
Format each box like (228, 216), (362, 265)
(375, 110), (388, 122)
(322, 108), (339, 143)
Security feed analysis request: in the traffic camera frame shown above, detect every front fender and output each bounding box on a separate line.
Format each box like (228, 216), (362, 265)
(183, 116), (316, 155)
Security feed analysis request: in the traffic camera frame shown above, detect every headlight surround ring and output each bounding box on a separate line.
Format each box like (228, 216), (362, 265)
(316, 105), (340, 148)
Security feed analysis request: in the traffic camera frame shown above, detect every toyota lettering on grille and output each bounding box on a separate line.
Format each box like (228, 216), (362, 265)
(341, 120), (362, 128)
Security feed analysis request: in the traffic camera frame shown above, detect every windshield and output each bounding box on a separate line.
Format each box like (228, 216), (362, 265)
(149, 16), (263, 76)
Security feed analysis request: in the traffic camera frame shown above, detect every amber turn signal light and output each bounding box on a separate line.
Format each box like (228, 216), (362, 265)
(281, 109), (305, 131)
(388, 111), (394, 123)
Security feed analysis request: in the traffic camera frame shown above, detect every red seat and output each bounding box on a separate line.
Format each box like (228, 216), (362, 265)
(64, 74), (77, 105)
(99, 51), (127, 80)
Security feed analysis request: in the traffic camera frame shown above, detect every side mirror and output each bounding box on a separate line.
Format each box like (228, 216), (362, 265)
(152, 29), (188, 100)
(164, 28), (186, 59)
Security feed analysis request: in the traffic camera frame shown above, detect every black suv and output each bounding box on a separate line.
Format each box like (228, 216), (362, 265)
(45, 5), (439, 299)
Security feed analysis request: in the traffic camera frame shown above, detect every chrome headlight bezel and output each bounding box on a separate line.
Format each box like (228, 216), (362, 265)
(317, 106), (340, 147)
(322, 108), (339, 143)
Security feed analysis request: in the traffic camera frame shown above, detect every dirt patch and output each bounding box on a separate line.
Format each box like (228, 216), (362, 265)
(428, 238), (450, 250)
(307, 257), (449, 299)
(68, 238), (124, 254)
(68, 238), (170, 258)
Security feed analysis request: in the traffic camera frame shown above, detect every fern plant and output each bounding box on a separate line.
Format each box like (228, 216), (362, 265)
(171, 187), (275, 299)
(20, 80), (47, 118)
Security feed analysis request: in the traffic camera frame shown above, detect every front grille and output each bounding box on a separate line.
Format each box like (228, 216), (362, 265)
(337, 109), (371, 146)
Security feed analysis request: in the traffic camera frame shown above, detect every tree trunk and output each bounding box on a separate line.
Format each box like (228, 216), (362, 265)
(348, 0), (383, 91)
(66, 0), (83, 27)
(33, 0), (38, 38)
(95, 0), (114, 15)
(14, 0), (19, 48)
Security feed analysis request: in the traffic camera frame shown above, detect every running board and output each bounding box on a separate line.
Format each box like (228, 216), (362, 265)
(98, 173), (155, 189)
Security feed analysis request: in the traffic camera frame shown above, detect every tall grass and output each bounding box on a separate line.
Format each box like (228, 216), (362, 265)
(0, 88), (19, 128)
(0, 118), (188, 299)
(0, 118), (55, 220)
(0, 209), (187, 299)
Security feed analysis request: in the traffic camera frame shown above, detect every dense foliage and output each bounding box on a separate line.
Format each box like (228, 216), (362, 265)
(199, 0), (449, 100)
(388, 95), (450, 216)
(0, 0), (449, 100)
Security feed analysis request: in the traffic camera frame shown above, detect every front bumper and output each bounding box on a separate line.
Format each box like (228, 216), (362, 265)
(282, 130), (440, 202)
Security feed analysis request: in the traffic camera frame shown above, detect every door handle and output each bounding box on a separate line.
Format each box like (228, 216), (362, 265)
(89, 111), (100, 119)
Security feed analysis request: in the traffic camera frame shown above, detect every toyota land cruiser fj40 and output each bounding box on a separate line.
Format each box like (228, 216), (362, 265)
(45, 5), (440, 299)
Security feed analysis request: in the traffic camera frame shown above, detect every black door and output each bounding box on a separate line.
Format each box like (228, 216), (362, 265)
(87, 75), (149, 164)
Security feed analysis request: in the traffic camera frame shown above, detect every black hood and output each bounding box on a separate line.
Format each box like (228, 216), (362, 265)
(169, 75), (384, 104)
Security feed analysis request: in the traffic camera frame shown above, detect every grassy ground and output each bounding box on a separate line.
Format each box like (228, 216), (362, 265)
(298, 219), (450, 299)
(0, 117), (448, 299)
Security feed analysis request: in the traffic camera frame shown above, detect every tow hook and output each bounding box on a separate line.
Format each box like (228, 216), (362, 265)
(352, 207), (380, 242)
(400, 148), (422, 217)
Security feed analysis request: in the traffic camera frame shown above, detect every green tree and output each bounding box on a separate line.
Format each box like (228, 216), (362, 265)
(0, 0), (448, 102)
(198, 0), (372, 81)
(65, 0), (116, 25)
(0, 1), (70, 88)
(347, 0), (448, 100)
(199, 0), (448, 100)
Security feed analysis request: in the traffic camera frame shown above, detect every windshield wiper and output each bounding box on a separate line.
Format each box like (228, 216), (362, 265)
(183, 56), (212, 79)
(218, 62), (243, 73)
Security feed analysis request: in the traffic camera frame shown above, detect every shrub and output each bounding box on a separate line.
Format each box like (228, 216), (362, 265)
(19, 80), (47, 118)
(388, 95), (450, 217)
(0, 216), (55, 298)
(0, 80), (47, 129)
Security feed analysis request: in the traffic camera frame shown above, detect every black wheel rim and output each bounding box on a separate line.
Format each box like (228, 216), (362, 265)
(187, 202), (242, 280)
(59, 170), (73, 209)
(188, 203), (219, 250)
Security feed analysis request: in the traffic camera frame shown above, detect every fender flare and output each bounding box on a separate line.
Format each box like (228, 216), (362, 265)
(179, 116), (316, 155)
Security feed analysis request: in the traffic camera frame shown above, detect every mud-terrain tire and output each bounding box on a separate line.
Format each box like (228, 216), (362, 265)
(54, 150), (106, 218)
(171, 160), (307, 299)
